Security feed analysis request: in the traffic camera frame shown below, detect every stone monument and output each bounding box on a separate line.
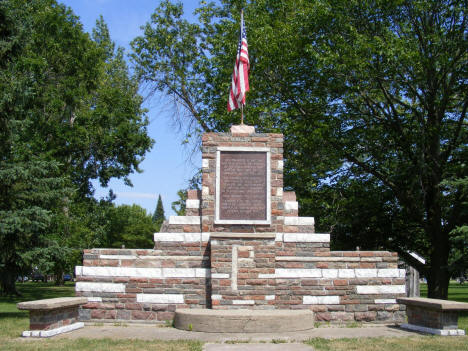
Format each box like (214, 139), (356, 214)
(75, 125), (406, 325)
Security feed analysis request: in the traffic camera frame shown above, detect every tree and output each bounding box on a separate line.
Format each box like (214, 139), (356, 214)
(171, 190), (187, 216)
(0, 0), (153, 293)
(132, 0), (467, 299)
(105, 204), (155, 249)
(152, 194), (165, 231)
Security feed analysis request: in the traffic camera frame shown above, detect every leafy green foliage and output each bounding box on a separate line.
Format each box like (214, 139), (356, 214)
(105, 204), (156, 249)
(132, 0), (467, 298)
(0, 0), (153, 293)
(171, 190), (187, 216)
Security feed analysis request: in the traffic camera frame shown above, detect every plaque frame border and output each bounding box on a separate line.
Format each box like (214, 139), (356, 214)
(215, 146), (271, 225)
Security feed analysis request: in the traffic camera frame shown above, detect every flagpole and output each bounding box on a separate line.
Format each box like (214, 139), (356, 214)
(240, 9), (244, 126)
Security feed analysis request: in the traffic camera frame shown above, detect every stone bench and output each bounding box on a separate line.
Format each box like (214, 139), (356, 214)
(17, 297), (87, 337)
(397, 297), (468, 336)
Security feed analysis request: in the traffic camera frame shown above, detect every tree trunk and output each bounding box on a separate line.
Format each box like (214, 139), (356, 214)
(55, 268), (65, 286)
(427, 260), (450, 299)
(0, 266), (20, 296)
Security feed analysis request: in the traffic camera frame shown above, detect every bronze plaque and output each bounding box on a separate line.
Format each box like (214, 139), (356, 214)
(219, 151), (267, 221)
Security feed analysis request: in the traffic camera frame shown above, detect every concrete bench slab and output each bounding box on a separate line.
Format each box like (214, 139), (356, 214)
(397, 297), (468, 336)
(17, 297), (87, 338)
(17, 297), (88, 311)
(174, 309), (314, 333)
(397, 297), (468, 311)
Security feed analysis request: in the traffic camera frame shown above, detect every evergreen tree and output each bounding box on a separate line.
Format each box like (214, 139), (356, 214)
(152, 194), (165, 230)
(0, 0), (153, 293)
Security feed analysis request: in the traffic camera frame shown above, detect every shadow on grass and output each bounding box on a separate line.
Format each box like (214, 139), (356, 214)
(0, 282), (75, 302)
(0, 312), (27, 320)
(446, 285), (468, 303)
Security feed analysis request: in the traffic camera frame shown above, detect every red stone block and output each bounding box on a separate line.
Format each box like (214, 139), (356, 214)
(125, 303), (141, 310)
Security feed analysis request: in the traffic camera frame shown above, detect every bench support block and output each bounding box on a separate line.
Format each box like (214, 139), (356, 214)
(22, 322), (84, 338)
(400, 323), (465, 336)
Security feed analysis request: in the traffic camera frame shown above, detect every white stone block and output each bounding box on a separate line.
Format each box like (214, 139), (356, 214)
(356, 285), (406, 294)
(277, 160), (284, 170)
(232, 300), (255, 305)
(168, 216), (201, 225)
(75, 266), (83, 276)
(196, 268), (210, 278)
(154, 233), (184, 241)
(137, 294), (184, 304)
(355, 269), (378, 278)
(374, 299), (397, 304)
(211, 273), (229, 279)
(154, 233), (209, 242)
(338, 269), (355, 278)
(76, 282), (125, 293)
(400, 323), (465, 336)
(276, 188), (283, 197)
(284, 201), (298, 210)
(276, 269), (322, 278)
(361, 257), (382, 262)
(211, 294), (222, 300)
(41, 323), (85, 338)
(377, 269), (400, 278)
(322, 269), (338, 278)
(22, 323), (85, 338)
(303, 295), (340, 305)
(258, 274), (276, 279)
(99, 255), (136, 260)
(275, 233), (283, 241)
(202, 186), (210, 196)
(265, 295), (275, 301)
(186, 199), (200, 208)
(283, 233), (330, 243)
(87, 297), (102, 302)
(163, 268), (195, 278)
(81, 266), (163, 278)
(399, 269), (406, 278)
(202, 158), (209, 168)
(284, 217), (315, 226)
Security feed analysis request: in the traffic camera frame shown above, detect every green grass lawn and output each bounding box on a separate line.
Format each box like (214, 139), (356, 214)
(1, 281), (467, 351)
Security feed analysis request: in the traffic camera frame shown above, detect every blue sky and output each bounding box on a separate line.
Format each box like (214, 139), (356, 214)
(60, 0), (202, 216)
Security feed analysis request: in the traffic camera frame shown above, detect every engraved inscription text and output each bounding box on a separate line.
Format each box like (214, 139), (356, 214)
(219, 151), (267, 220)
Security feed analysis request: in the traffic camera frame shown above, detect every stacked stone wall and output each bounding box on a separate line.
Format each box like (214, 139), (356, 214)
(273, 251), (406, 322)
(210, 234), (276, 309)
(29, 307), (79, 330)
(76, 247), (209, 322)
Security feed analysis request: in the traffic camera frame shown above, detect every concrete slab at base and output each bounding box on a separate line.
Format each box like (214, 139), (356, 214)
(400, 323), (466, 336)
(174, 309), (314, 333)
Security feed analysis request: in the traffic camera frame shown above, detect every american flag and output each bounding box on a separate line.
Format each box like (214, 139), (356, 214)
(227, 11), (250, 111)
